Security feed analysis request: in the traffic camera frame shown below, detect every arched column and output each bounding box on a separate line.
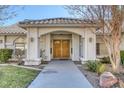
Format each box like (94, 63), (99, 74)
(72, 34), (80, 61)
(82, 30), (96, 62)
(24, 28), (41, 65)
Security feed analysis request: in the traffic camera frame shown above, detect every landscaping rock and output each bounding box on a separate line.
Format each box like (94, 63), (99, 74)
(118, 79), (124, 88)
(99, 72), (118, 88)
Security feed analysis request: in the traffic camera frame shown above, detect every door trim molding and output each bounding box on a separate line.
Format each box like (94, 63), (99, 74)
(52, 39), (71, 59)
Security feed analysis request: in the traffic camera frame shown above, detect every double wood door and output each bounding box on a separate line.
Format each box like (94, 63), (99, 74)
(53, 40), (70, 59)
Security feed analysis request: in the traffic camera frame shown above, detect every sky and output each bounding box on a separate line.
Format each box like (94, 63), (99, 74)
(4, 5), (72, 26)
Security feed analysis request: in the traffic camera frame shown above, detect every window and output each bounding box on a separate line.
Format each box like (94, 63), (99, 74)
(15, 43), (26, 57)
(0, 40), (3, 43)
(15, 43), (25, 50)
(96, 43), (100, 55)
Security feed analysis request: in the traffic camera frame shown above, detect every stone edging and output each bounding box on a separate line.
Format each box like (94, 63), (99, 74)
(0, 64), (42, 71)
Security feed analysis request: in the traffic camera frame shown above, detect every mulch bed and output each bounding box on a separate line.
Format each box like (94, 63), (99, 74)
(77, 64), (100, 88)
(77, 64), (124, 88)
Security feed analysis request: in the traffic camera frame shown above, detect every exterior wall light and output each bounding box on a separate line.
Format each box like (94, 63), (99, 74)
(89, 37), (92, 43)
(30, 37), (34, 42)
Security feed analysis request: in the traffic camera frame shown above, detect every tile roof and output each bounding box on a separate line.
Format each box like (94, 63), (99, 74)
(0, 24), (26, 34)
(19, 18), (95, 25)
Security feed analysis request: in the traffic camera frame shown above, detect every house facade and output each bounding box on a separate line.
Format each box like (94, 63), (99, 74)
(0, 18), (124, 65)
(0, 25), (26, 58)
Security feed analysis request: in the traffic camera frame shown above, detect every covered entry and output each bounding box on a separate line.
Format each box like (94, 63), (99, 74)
(53, 40), (70, 59)
(40, 31), (83, 61)
(19, 18), (97, 65)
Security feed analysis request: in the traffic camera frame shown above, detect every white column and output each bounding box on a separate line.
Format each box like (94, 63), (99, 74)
(84, 30), (96, 61)
(45, 34), (51, 61)
(80, 37), (84, 57)
(26, 28), (30, 60)
(72, 34), (80, 61)
(79, 36), (87, 63)
(24, 28), (41, 65)
(84, 32), (88, 61)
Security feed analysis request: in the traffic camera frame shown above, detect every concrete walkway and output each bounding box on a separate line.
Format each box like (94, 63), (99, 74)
(28, 60), (93, 88)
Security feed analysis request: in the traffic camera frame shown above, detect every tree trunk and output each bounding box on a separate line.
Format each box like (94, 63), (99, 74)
(112, 35), (121, 73)
(103, 35), (121, 73)
(108, 48), (120, 73)
(111, 52), (120, 73)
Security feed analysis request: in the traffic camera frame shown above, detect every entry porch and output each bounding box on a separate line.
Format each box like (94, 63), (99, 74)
(24, 27), (96, 65)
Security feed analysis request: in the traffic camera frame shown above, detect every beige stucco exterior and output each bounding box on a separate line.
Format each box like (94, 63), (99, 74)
(96, 36), (108, 57)
(0, 29), (124, 65)
(0, 35), (26, 58)
(96, 33), (124, 58)
(0, 35), (26, 48)
(0, 19), (124, 65)
(22, 26), (96, 65)
(0, 27), (124, 65)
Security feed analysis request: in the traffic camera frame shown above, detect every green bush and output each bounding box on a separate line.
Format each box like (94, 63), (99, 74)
(96, 63), (106, 75)
(120, 51), (124, 65)
(86, 60), (97, 72)
(0, 49), (13, 63)
(86, 60), (105, 74)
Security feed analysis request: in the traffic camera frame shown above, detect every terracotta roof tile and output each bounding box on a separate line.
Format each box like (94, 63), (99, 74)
(0, 24), (26, 34)
(19, 18), (94, 25)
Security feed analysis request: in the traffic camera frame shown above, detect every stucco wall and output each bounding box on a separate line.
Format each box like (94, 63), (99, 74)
(96, 36), (108, 57)
(6, 35), (26, 49)
(40, 34), (51, 61)
(96, 34), (124, 58)
(0, 35), (26, 49)
(40, 34), (46, 53)
(85, 30), (96, 60)
(38, 27), (86, 36)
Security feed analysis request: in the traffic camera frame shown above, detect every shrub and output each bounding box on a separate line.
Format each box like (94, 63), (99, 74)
(15, 49), (25, 57)
(86, 60), (97, 72)
(15, 49), (23, 56)
(0, 49), (13, 63)
(96, 63), (106, 75)
(100, 56), (110, 64)
(86, 60), (105, 74)
(120, 51), (124, 65)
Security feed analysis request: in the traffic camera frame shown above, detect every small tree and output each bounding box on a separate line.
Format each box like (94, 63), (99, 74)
(0, 6), (24, 63)
(0, 5), (24, 25)
(66, 5), (124, 73)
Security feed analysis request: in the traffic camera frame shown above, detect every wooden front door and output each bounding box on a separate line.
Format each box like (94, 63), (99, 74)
(62, 40), (70, 58)
(53, 40), (61, 58)
(53, 40), (70, 59)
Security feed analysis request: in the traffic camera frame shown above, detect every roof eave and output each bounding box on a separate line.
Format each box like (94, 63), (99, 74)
(18, 23), (99, 28)
(0, 33), (26, 35)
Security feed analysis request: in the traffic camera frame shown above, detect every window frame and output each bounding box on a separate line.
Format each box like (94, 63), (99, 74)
(96, 43), (100, 55)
